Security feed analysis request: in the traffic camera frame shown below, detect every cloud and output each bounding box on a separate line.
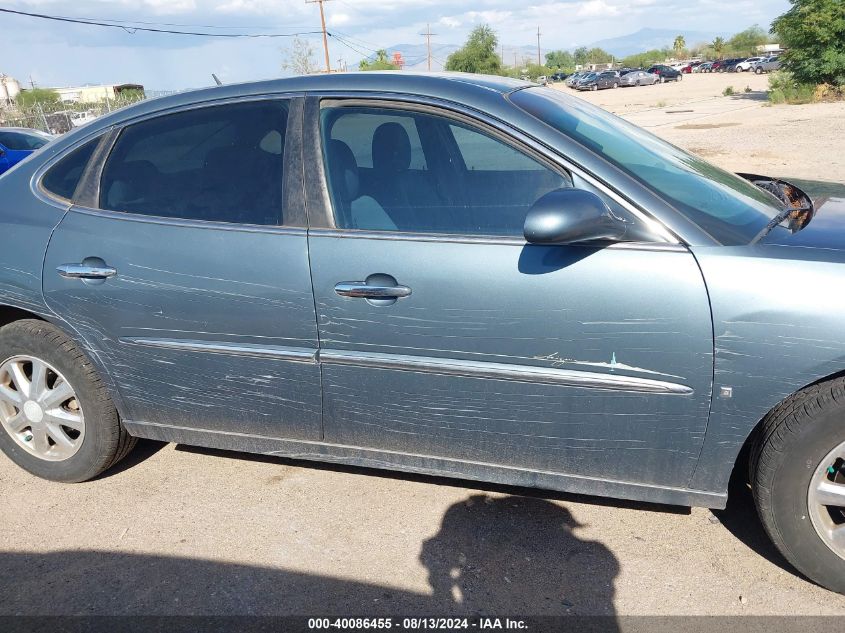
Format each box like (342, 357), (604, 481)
(576, 0), (621, 18)
(328, 12), (352, 27)
(438, 16), (461, 28)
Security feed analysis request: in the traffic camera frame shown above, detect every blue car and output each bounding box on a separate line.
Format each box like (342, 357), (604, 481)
(0, 128), (52, 175)
(0, 73), (843, 594)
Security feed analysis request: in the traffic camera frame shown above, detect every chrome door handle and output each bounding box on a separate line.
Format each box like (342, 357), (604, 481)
(57, 263), (117, 280)
(335, 282), (412, 299)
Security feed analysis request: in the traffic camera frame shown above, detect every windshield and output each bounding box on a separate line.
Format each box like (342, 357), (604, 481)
(510, 87), (785, 244)
(0, 130), (50, 151)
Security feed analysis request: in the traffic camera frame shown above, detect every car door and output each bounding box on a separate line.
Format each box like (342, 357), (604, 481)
(305, 98), (714, 489)
(42, 97), (323, 440)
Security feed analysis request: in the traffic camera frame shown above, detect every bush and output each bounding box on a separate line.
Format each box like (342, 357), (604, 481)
(723, 86), (735, 96)
(767, 71), (817, 103)
(772, 0), (845, 87)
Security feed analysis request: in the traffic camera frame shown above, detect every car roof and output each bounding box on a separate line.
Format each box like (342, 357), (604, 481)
(52, 72), (536, 149)
(0, 127), (51, 137)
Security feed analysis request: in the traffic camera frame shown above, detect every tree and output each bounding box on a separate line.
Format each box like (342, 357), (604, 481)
(727, 25), (769, 56)
(359, 49), (399, 71)
(14, 88), (60, 108)
(573, 46), (589, 66)
(712, 36), (726, 59)
(673, 35), (686, 56)
(281, 37), (317, 76)
(545, 49), (574, 70)
(445, 25), (501, 74)
(772, 0), (845, 86)
(621, 49), (670, 69)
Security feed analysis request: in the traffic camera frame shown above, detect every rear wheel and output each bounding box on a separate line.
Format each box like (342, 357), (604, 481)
(755, 67), (763, 74)
(750, 378), (845, 594)
(0, 320), (136, 482)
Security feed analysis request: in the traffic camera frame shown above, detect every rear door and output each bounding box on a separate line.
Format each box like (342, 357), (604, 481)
(42, 97), (322, 440)
(306, 98), (714, 489)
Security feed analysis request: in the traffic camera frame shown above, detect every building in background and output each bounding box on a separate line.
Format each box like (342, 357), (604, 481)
(53, 83), (144, 104)
(0, 75), (22, 106)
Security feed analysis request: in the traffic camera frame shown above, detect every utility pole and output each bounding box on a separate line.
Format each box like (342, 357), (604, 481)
(420, 23), (435, 71)
(536, 26), (542, 67)
(305, 0), (333, 73)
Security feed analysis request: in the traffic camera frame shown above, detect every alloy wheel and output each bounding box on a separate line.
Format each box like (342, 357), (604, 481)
(0, 355), (85, 461)
(808, 439), (845, 561)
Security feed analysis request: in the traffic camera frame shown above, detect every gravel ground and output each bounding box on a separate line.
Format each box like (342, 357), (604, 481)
(2, 71), (845, 618)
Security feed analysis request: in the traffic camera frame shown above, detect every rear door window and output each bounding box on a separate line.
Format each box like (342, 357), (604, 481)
(41, 137), (100, 201)
(99, 100), (288, 226)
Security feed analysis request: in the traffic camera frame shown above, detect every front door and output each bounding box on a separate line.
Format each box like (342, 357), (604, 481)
(307, 99), (713, 488)
(43, 97), (322, 440)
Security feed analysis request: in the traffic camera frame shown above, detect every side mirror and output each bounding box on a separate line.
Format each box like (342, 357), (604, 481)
(523, 188), (629, 245)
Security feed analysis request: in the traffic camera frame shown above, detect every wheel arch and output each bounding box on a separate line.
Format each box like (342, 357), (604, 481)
(0, 303), (130, 422)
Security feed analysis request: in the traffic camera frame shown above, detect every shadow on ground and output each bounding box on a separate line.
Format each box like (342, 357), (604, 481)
(0, 493), (619, 619)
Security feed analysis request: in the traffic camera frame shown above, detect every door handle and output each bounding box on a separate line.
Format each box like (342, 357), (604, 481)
(57, 263), (117, 280)
(335, 282), (411, 299)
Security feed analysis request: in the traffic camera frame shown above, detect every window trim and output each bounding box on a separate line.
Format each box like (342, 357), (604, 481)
(33, 132), (109, 208)
(305, 95), (677, 244)
(70, 94), (307, 229)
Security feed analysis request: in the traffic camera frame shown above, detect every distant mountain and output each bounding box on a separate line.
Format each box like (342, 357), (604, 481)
(587, 27), (730, 57)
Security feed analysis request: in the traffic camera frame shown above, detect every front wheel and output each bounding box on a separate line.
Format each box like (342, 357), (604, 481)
(677, 74), (682, 81)
(612, 82), (618, 89)
(0, 320), (136, 482)
(755, 67), (763, 74)
(750, 378), (845, 594)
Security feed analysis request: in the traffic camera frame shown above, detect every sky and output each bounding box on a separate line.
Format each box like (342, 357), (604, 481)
(0, 0), (790, 91)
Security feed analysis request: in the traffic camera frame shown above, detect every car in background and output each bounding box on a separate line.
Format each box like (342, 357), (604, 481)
(536, 75), (549, 86)
(735, 56), (765, 72)
(550, 72), (568, 82)
(619, 69), (659, 86)
(2, 72), (845, 596)
(695, 61), (713, 73)
(753, 55), (781, 74)
(647, 65), (682, 82)
(577, 70), (620, 90)
(565, 72), (585, 87)
(716, 58), (742, 72)
(725, 58), (747, 72)
(0, 128), (52, 175)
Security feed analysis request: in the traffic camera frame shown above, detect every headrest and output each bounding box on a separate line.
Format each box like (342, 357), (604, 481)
(372, 122), (411, 172)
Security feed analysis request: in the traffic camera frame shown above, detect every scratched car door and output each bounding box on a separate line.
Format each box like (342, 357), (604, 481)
(306, 100), (713, 489)
(42, 97), (323, 440)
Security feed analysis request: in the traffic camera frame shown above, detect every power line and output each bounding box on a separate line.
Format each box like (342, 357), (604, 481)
(421, 23), (436, 71)
(0, 7), (322, 37)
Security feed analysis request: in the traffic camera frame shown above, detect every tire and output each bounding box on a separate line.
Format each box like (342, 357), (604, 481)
(591, 84), (597, 91)
(750, 378), (845, 594)
(677, 74), (682, 82)
(755, 67), (763, 74)
(660, 76), (665, 83)
(0, 319), (136, 482)
(612, 82), (618, 89)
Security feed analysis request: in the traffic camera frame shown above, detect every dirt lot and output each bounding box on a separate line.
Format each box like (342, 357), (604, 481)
(2, 71), (845, 619)
(554, 72), (845, 186)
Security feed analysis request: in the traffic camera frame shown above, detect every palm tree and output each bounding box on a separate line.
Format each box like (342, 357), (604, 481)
(673, 35), (686, 57)
(712, 36), (725, 59)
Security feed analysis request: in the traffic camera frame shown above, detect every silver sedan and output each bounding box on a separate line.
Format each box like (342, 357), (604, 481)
(619, 70), (659, 86)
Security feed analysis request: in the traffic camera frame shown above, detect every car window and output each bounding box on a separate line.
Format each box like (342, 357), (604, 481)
(0, 130), (50, 151)
(99, 100), (288, 225)
(41, 136), (100, 201)
(320, 105), (570, 236)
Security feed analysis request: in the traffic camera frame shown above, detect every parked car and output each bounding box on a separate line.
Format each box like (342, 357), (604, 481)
(619, 69), (659, 86)
(577, 70), (620, 90)
(0, 128), (52, 175)
(565, 72), (584, 87)
(536, 75), (548, 86)
(753, 55), (781, 73)
(735, 56), (765, 72)
(647, 65), (682, 82)
(550, 72), (568, 82)
(716, 58), (742, 72)
(2, 72), (845, 595)
(695, 61), (713, 73)
(574, 72), (597, 89)
(724, 58), (747, 72)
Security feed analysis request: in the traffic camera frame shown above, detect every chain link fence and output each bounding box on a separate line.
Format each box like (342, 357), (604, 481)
(0, 90), (175, 135)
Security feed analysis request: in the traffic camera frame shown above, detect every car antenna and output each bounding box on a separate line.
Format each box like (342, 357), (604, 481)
(212, 73), (223, 86)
